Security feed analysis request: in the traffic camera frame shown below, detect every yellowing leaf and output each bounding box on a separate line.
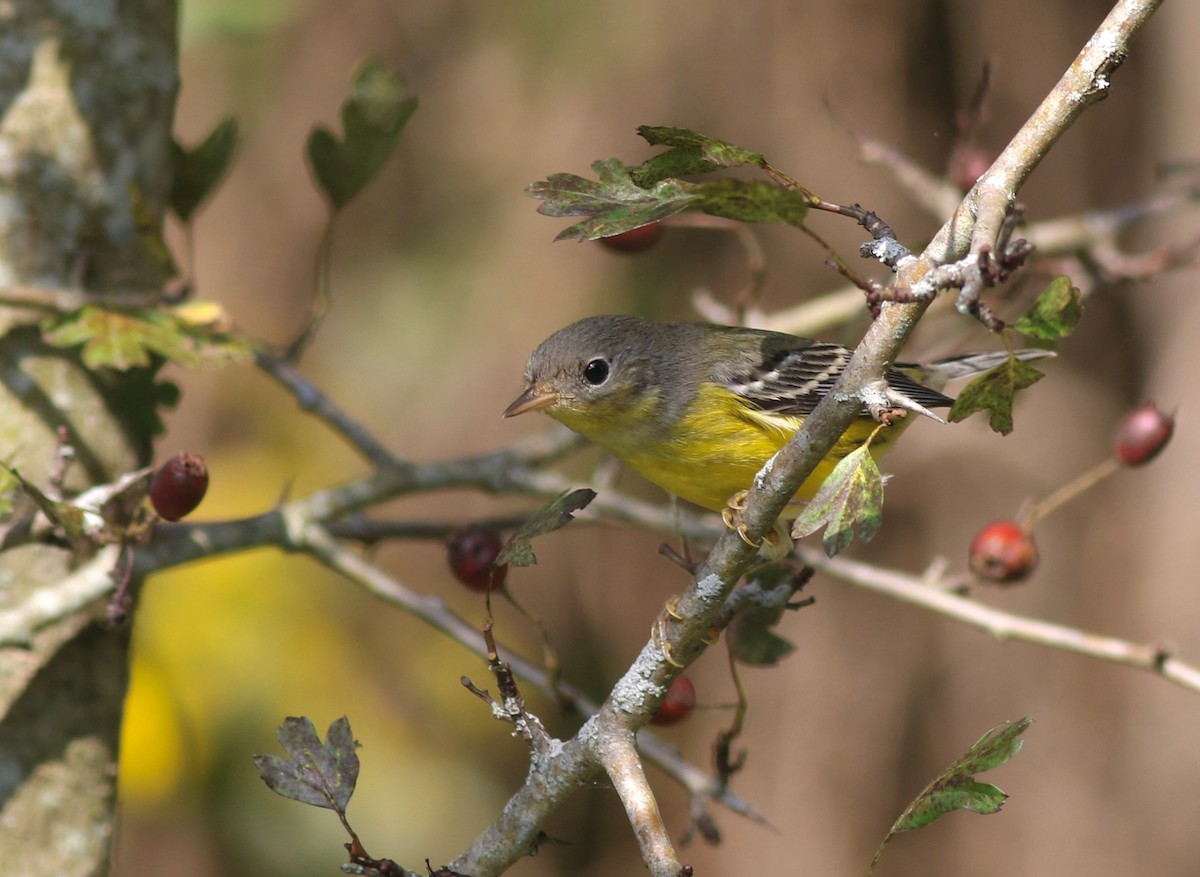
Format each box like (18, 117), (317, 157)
(790, 444), (884, 556)
(42, 305), (253, 371)
(1014, 276), (1081, 341)
(168, 300), (236, 332)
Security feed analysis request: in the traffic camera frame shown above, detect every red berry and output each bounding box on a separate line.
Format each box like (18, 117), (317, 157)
(1114, 402), (1175, 466)
(650, 676), (696, 726)
(598, 223), (663, 253)
(969, 520), (1038, 584)
(149, 452), (208, 521)
(447, 526), (508, 592)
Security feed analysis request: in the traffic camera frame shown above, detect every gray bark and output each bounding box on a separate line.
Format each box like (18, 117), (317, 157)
(0, 3), (178, 874)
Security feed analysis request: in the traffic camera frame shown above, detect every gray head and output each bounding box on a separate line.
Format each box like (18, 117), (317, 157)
(502, 315), (709, 444)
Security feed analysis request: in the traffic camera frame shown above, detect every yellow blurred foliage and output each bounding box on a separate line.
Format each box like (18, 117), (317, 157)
(119, 659), (185, 805)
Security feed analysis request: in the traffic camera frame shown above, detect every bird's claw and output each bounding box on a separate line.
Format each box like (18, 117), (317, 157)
(651, 595), (721, 666)
(652, 595), (686, 668)
(723, 491), (795, 560)
(722, 490), (761, 547)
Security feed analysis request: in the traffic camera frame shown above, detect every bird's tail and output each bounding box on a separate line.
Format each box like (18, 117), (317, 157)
(912, 348), (1056, 390)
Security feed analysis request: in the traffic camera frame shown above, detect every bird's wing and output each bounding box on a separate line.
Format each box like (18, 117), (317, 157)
(723, 340), (953, 417)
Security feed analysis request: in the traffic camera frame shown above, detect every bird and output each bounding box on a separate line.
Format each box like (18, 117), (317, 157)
(504, 314), (1050, 519)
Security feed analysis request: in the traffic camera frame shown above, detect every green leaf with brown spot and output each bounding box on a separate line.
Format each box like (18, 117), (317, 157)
(790, 444), (884, 556)
(867, 717), (1032, 876)
(527, 158), (701, 240)
(528, 160), (808, 240)
(630, 125), (768, 186)
(948, 358), (1045, 435)
(693, 178), (809, 226)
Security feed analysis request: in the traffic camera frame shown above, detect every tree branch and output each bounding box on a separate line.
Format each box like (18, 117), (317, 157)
(797, 546), (1200, 694)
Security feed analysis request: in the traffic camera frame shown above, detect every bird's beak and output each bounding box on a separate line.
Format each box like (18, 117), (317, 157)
(502, 384), (557, 418)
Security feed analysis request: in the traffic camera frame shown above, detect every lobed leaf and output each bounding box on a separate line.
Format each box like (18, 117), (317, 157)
(307, 59), (417, 210)
(253, 716), (360, 813)
(526, 158), (701, 240)
(630, 125), (768, 186)
(790, 444), (884, 556)
(692, 178), (809, 227)
(42, 304), (253, 371)
(867, 717), (1032, 876)
(729, 602), (795, 666)
(890, 717), (1032, 833)
(170, 116), (239, 222)
(529, 128), (812, 240)
(1013, 276), (1082, 341)
(947, 358), (1045, 435)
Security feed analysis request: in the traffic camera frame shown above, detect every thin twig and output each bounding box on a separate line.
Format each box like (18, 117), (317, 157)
(796, 546), (1200, 694)
(255, 348), (401, 470)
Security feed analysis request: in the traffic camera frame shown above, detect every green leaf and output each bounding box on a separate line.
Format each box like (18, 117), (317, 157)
(892, 717), (1032, 832)
(867, 718), (1033, 876)
(1013, 276), (1081, 341)
(526, 157), (701, 241)
(790, 444), (884, 557)
(527, 159), (809, 241)
(947, 358), (1045, 435)
(105, 360), (179, 444)
(0, 464), (18, 519)
(630, 125), (768, 187)
(729, 602), (795, 666)
(170, 116), (239, 222)
(0, 464), (89, 544)
(307, 58), (418, 210)
(692, 178), (808, 226)
(252, 716), (360, 813)
(42, 304), (253, 371)
(498, 488), (597, 567)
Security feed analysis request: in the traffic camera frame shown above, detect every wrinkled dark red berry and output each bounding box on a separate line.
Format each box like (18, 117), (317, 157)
(1114, 402), (1175, 467)
(149, 452), (208, 521)
(598, 223), (663, 253)
(650, 676), (696, 726)
(969, 520), (1038, 584)
(447, 526), (508, 591)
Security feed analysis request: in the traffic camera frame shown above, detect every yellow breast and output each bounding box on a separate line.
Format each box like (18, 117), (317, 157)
(595, 382), (906, 514)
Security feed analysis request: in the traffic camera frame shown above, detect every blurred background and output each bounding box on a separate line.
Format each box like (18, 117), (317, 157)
(115, 1), (1200, 875)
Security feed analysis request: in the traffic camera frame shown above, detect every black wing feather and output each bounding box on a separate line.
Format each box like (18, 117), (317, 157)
(725, 341), (952, 416)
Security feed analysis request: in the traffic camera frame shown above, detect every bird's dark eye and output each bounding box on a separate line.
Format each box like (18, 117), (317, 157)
(582, 358), (610, 385)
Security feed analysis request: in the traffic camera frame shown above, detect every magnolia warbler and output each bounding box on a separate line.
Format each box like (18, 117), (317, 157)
(504, 314), (1049, 516)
